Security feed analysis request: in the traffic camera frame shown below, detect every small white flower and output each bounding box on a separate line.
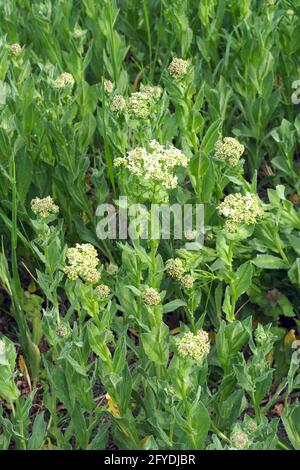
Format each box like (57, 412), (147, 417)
(64, 243), (100, 283)
(31, 196), (59, 219)
(168, 58), (189, 78)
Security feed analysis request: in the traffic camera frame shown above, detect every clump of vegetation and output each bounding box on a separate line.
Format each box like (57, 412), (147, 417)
(1, 0), (300, 451)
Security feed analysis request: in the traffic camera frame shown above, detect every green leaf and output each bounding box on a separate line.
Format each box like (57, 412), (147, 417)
(282, 405), (300, 450)
(28, 412), (47, 450)
(200, 119), (222, 154)
(141, 323), (169, 365)
(163, 299), (186, 313)
(252, 255), (289, 270)
(233, 261), (253, 298)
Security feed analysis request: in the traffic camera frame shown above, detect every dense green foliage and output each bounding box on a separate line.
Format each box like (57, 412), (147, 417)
(1, 0), (300, 450)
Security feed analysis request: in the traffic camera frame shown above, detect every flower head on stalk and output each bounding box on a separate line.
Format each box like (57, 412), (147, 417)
(9, 43), (22, 56)
(168, 58), (189, 79)
(111, 95), (126, 113)
(180, 274), (194, 289)
(104, 79), (113, 93)
(31, 196), (59, 219)
(114, 140), (188, 190)
(165, 258), (185, 280)
(143, 288), (161, 306)
(217, 193), (264, 232)
(64, 243), (100, 283)
(52, 72), (74, 89)
(178, 329), (210, 361)
(94, 284), (111, 300)
(215, 137), (245, 167)
(231, 431), (248, 450)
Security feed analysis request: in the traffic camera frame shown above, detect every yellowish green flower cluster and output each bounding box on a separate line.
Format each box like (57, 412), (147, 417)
(10, 43), (22, 55)
(56, 324), (69, 337)
(247, 421), (257, 432)
(180, 274), (194, 289)
(72, 27), (84, 38)
(218, 193), (264, 232)
(168, 58), (189, 79)
(31, 196), (59, 219)
(64, 243), (100, 283)
(52, 72), (75, 89)
(178, 329), (210, 361)
(215, 137), (245, 166)
(142, 85), (162, 101)
(104, 79), (113, 93)
(231, 431), (248, 450)
(94, 284), (111, 300)
(114, 140), (188, 189)
(111, 94), (126, 112)
(143, 287), (161, 306)
(165, 258), (185, 280)
(126, 84), (162, 119)
(165, 258), (194, 289)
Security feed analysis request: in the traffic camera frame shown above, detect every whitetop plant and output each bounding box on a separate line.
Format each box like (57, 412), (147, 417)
(52, 72), (75, 89)
(31, 196), (59, 219)
(9, 43), (22, 55)
(94, 284), (111, 300)
(143, 287), (161, 306)
(64, 243), (100, 283)
(215, 137), (245, 167)
(114, 140), (188, 190)
(177, 329), (210, 361)
(111, 94), (126, 112)
(165, 258), (185, 280)
(218, 193), (264, 232)
(168, 58), (189, 79)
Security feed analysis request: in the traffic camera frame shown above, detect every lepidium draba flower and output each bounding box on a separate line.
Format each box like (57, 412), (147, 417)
(104, 79), (113, 93)
(165, 258), (185, 280)
(215, 137), (245, 167)
(114, 140), (188, 190)
(9, 43), (22, 56)
(94, 284), (111, 300)
(218, 193), (264, 232)
(52, 72), (75, 89)
(168, 58), (189, 79)
(111, 95), (126, 113)
(143, 288), (161, 306)
(31, 196), (59, 219)
(64, 243), (100, 283)
(177, 329), (210, 361)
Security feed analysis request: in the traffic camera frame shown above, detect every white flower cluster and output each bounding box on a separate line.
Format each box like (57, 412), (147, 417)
(56, 324), (69, 337)
(168, 58), (189, 79)
(10, 43), (22, 55)
(218, 193), (264, 232)
(52, 72), (75, 89)
(72, 27), (84, 38)
(165, 258), (194, 289)
(215, 137), (245, 167)
(31, 196), (59, 219)
(64, 243), (100, 283)
(111, 94), (126, 112)
(94, 284), (111, 300)
(143, 287), (161, 306)
(142, 85), (162, 101)
(165, 258), (185, 279)
(104, 79), (113, 93)
(114, 140), (188, 189)
(127, 93), (151, 119)
(178, 329), (210, 361)
(180, 274), (194, 289)
(231, 431), (248, 450)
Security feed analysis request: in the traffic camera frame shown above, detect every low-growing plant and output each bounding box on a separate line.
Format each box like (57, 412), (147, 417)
(0, 0), (300, 452)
